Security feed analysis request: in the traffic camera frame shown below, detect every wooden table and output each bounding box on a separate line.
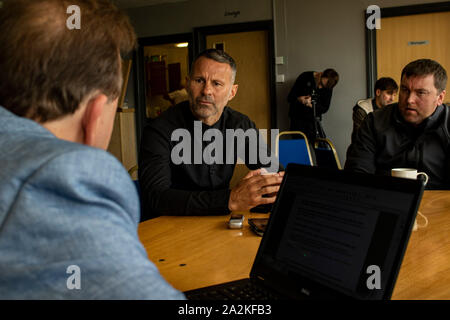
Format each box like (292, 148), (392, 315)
(138, 191), (450, 299)
(391, 191), (450, 299)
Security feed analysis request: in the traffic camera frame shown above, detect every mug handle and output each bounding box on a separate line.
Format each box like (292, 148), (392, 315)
(416, 211), (429, 229)
(417, 172), (429, 185)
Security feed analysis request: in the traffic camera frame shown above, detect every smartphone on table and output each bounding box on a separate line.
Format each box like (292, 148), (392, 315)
(248, 218), (268, 236)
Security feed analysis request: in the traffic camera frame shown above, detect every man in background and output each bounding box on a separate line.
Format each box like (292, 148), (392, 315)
(139, 49), (283, 220)
(287, 68), (339, 142)
(0, 0), (184, 299)
(345, 59), (449, 189)
(351, 77), (398, 142)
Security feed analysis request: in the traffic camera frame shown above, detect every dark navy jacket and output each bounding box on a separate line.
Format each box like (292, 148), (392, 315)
(345, 103), (450, 189)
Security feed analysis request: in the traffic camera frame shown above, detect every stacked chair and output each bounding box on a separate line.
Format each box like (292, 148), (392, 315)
(312, 138), (342, 170)
(275, 131), (341, 170)
(275, 131), (314, 168)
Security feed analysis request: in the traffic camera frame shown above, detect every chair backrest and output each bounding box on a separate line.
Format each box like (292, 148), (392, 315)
(275, 131), (313, 168)
(312, 138), (342, 170)
(128, 164), (138, 178)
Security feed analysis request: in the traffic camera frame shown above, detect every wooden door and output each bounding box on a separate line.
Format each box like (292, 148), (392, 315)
(206, 30), (271, 131)
(206, 31), (272, 186)
(148, 61), (167, 96)
(377, 11), (450, 104)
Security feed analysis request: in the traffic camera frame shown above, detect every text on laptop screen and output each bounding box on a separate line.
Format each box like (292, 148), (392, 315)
(258, 171), (418, 299)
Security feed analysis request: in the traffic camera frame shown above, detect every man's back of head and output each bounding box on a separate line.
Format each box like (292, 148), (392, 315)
(0, 0), (136, 123)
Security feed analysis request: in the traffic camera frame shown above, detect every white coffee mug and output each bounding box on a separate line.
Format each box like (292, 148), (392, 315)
(391, 168), (429, 185)
(391, 168), (429, 231)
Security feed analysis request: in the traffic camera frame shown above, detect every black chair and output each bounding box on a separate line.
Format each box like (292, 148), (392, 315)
(312, 138), (342, 170)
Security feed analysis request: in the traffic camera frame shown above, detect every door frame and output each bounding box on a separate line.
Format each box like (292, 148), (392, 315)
(134, 33), (193, 152)
(193, 20), (277, 129)
(365, 1), (450, 97)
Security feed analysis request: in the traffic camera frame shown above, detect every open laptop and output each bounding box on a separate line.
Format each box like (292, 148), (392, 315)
(185, 163), (425, 300)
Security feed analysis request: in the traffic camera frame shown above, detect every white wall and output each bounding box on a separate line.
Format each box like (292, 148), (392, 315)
(126, 0), (273, 37)
(274, 0), (367, 164)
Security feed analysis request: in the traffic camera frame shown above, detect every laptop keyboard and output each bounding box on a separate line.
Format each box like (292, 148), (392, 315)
(185, 279), (282, 300)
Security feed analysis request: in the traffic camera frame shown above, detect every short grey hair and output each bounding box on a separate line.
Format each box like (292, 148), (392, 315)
(190, 48), (237, 83)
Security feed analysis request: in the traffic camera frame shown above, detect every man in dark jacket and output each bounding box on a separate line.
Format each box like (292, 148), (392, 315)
(345, 59), (449, 189)
(139, 49), (283, 220)
(287, 69), (339, 142)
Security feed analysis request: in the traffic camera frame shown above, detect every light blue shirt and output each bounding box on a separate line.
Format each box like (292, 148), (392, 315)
(0, 106), (185, 299)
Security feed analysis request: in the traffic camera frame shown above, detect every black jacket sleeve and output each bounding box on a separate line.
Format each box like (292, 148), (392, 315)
(345, 112), (378, 174)
(351, 106), (368, 143)
(315, 88), (333, 117)
(287, 73), (308, 104)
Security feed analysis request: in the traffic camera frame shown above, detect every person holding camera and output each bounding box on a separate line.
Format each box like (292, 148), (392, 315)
(287, 69), (339, 142)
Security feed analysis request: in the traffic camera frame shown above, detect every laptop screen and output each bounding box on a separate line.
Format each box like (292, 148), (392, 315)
(252, 164), (424, 300)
